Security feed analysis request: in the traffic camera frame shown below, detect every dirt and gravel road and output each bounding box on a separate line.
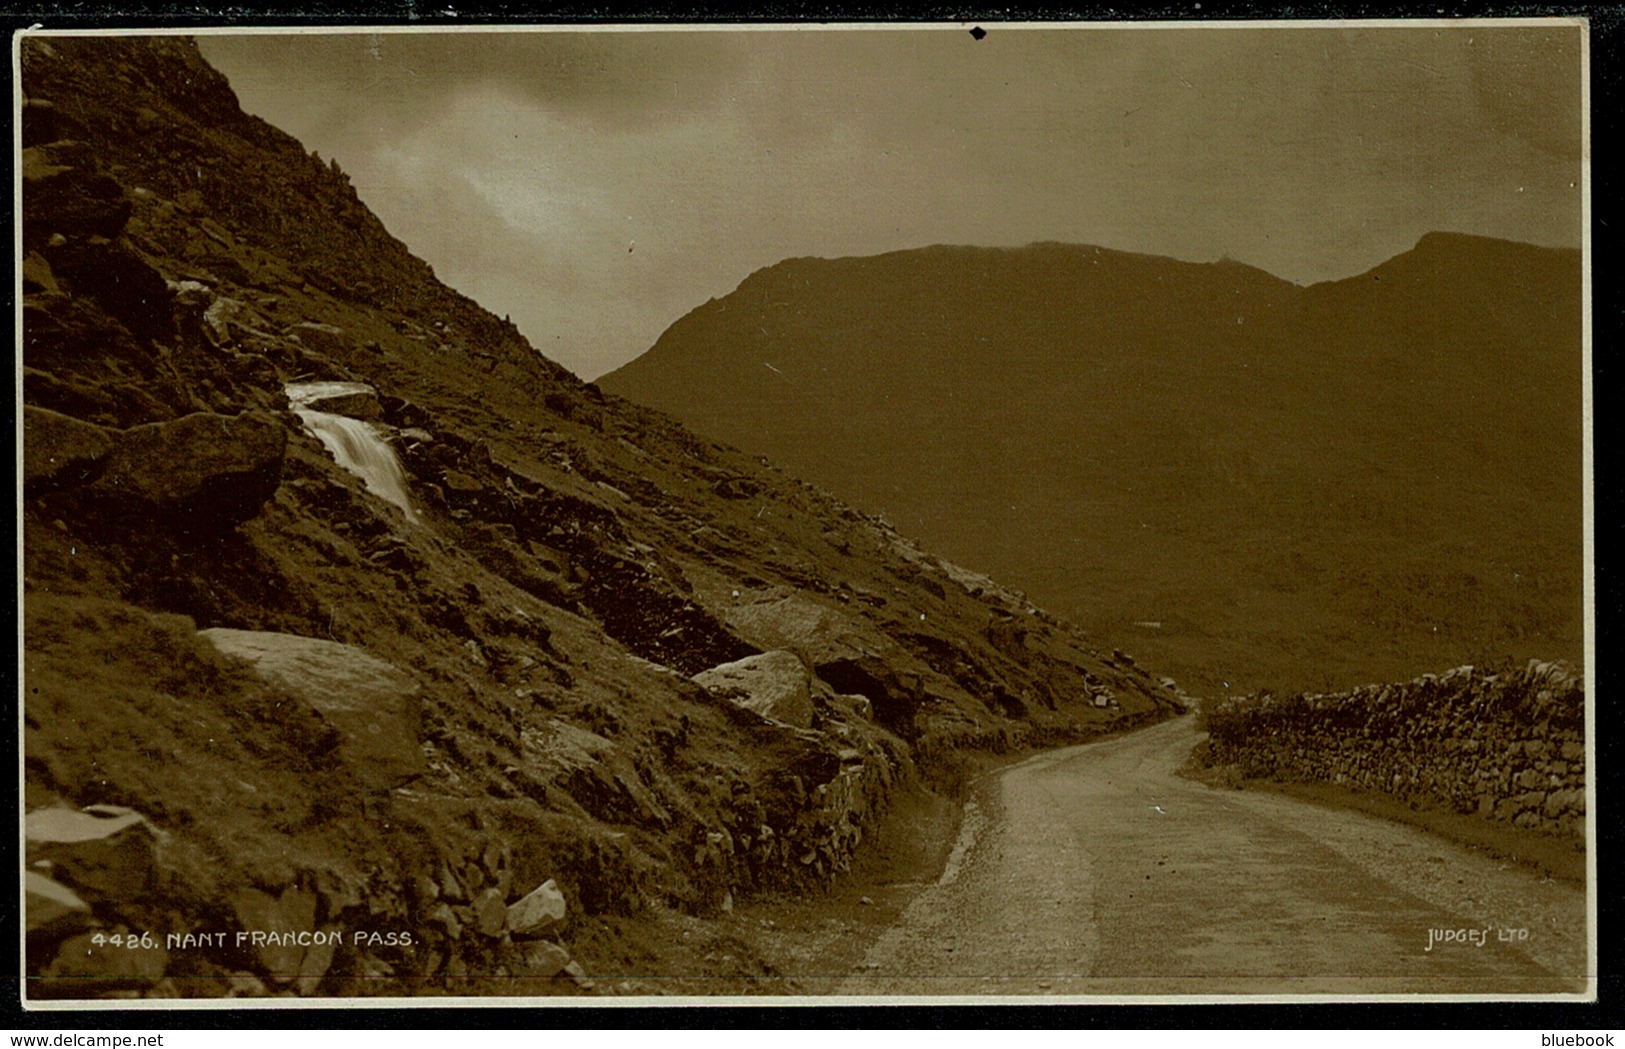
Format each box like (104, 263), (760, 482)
(838, 714), (1589, 997)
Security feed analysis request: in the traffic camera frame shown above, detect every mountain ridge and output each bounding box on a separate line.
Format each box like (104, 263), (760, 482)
(601, 230), (1584, 696)
(708, 230), (1575, 308)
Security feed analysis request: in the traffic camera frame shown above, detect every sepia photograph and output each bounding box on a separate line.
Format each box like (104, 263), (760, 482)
(16, 19), (1591, 1006)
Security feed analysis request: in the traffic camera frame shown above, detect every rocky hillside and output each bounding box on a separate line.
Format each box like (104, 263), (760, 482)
(19, 35), (1181, 1000)
(601, 237), (1584, 696)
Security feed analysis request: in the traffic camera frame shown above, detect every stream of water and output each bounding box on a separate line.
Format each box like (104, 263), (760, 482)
(286, 382), (419, 523)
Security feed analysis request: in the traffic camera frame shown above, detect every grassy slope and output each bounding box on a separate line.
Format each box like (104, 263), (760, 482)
(21, 36), (1183, 997)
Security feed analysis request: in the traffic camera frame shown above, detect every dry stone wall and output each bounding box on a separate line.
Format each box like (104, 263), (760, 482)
(1203, 661), (1585, 838)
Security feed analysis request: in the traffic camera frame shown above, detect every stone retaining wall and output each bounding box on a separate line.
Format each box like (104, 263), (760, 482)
(1203, 661), (1585, 838)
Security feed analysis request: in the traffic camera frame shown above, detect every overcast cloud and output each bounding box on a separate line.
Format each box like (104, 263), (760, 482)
(198, 25), (1584, 380)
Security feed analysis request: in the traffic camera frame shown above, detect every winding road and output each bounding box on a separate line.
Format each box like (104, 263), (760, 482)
(840, 714), (1589, 997)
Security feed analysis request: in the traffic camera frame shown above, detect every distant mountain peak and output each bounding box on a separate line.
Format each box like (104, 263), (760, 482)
(603, 226), (1584, 696)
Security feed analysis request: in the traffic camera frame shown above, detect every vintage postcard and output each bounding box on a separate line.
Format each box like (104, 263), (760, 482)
(16, 19), (1592, 1008)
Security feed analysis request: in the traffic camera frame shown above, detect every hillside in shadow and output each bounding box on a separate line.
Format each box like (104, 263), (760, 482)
(602, 236), (1584, 695)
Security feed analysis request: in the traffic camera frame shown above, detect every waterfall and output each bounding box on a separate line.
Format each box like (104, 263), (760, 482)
(286, 382), (420, 523)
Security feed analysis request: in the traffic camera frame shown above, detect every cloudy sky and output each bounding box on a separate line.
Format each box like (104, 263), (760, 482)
(197, 23), (1584, 380)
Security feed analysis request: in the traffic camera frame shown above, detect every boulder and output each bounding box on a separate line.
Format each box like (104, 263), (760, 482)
(22, 141), (132, 244)
(473, 887), (508, 938)
(295, 935), (338, 996)
(519, 719), (668, 825)
(814, 654), (922, 738)
(285, 380), (383, 421)
(441, 469), (486, 500)
(518, 940), (572, 977)
(425, 902), (463, 940)
(91, 411), (286, 529)
(379, 395), (433, 430)
(229, 886), (327, 983)
(523, 716), (680, 827)
(410, 872), (440, 907)
(526, 719), (614, 769)
(25, 805), (161, 901)
(712, 476), (761, 500)
(827, 692), (874, 722)
(21, 98), (88, 149)
(285, 321), (350, 357)
(693, 650), (817, 729)
(42, 930), (169, 993)
(202, 295), (273, 347)
(438, 860), (471, 903)
(22, 251), (61, 294)
(1546, 787), (1585, 816)
(723, 591), (872, 665)
(168, 278), (215, 310)
(199, 628), (426, 789)
(25, 870), (92, 935)
(506, 879), (567, 938)
(23, 405), (112, 495)
(44, 241), (175, 343)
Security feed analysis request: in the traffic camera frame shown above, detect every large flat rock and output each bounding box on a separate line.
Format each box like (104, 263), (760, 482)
(285, 380), (383, 422)
(26, 871), (92, 935)
(199, 628), (425, 790)
(25, 804), (161, 901)
(90, 410), (286, 528)
(693, 650), (816, 729)
(23, 405), (112, 495)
